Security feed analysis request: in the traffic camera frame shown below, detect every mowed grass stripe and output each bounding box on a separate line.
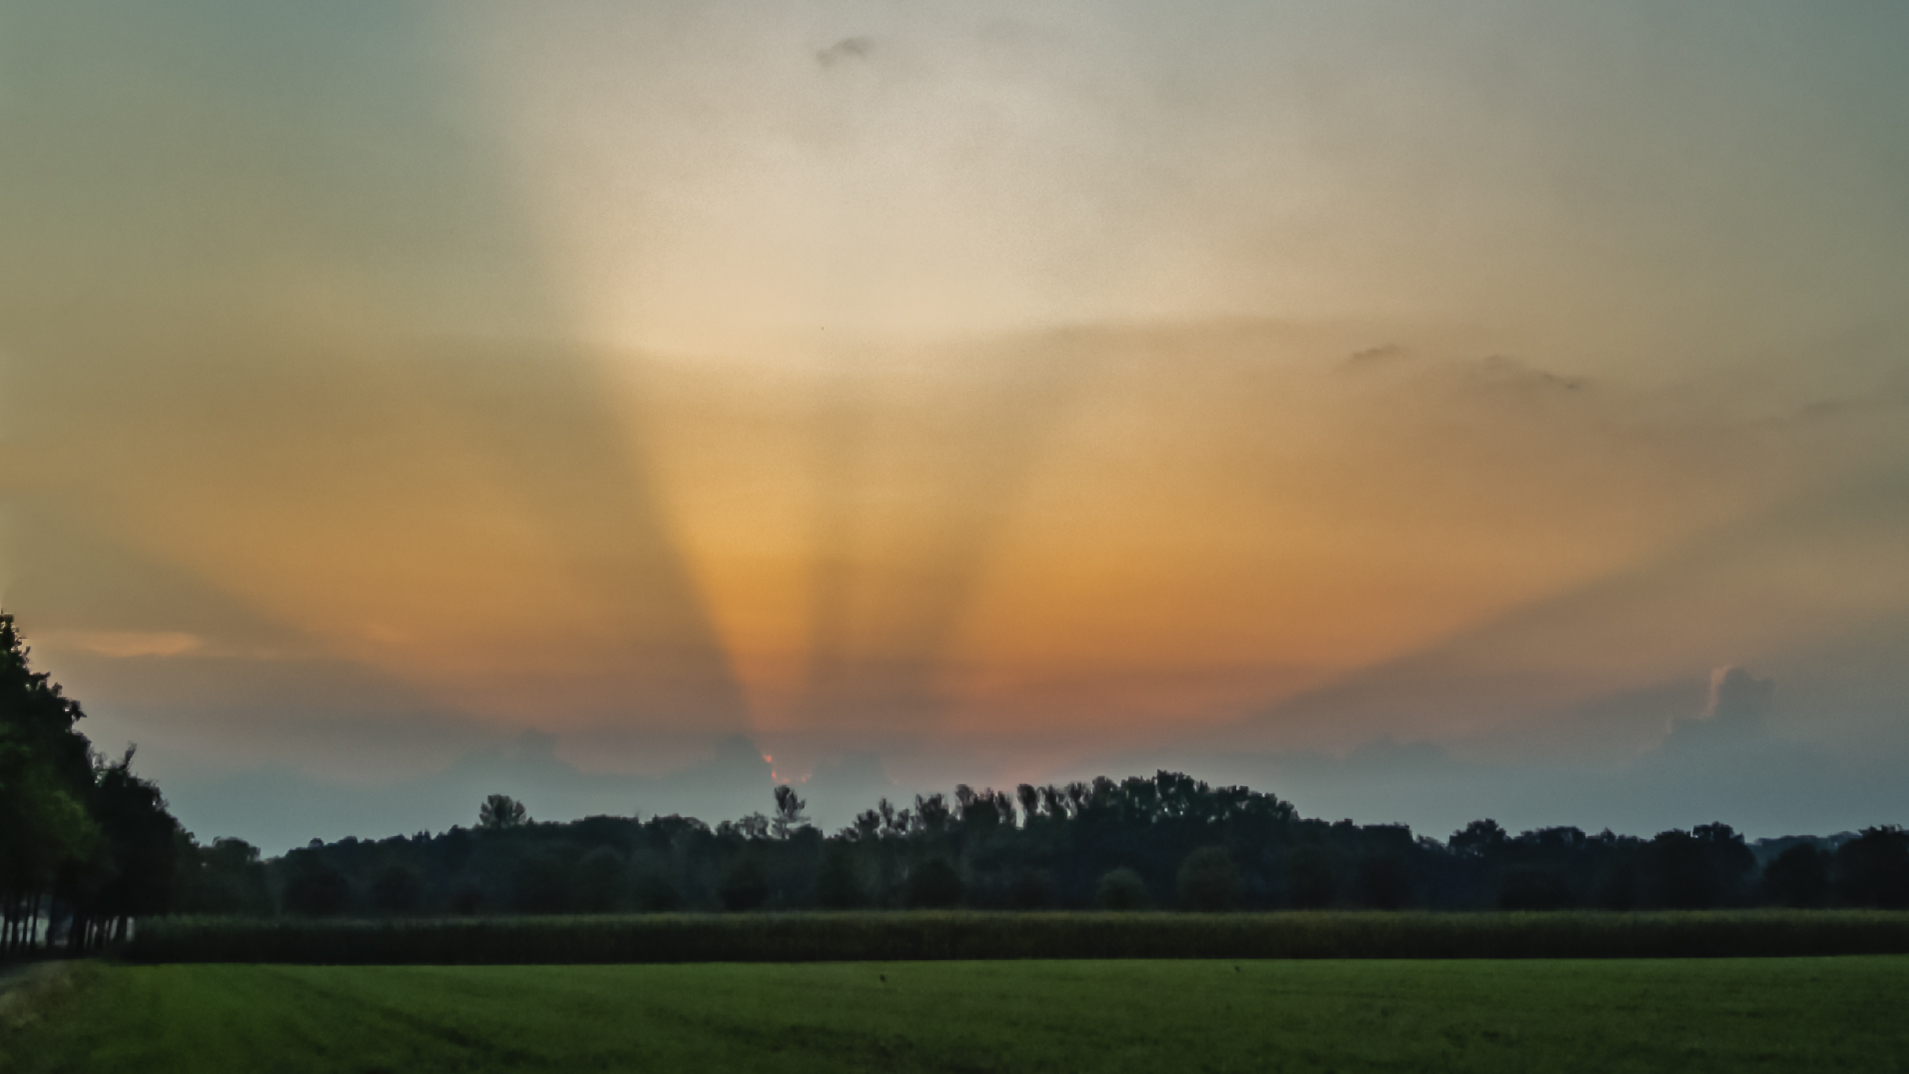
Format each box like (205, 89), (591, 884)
(11, 958), (1909, 1073)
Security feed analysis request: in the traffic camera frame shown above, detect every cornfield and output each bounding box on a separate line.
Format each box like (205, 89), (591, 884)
(127, 909), (1909, 964)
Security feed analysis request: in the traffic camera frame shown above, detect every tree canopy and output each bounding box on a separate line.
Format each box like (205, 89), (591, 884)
(174, 776), (1902, 919)
(3, 610), (1903, 937)
(0, 612), (185, 955)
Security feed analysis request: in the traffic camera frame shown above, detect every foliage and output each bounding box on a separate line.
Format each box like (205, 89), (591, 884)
(633, 872), (683, 913)
(1176, 847), (1243, 911)
(770, 785), (807, 841)
(719, 858), (769, 912)
(0, 612), (184, 956)
(280, 852), (350, 918)
(1094, 867), (1151, 910)
(904, 859), (963, 909)
(4, 605), (1907, 942)
(1005, 867), (1055, 909)
(169, 777), (1909, 921)
(1834, 827), (1909, 909)
(1290, 844), (1337, 908)
(177, 838), (271, 916)
(576, 848), (625, 913)
(478, 795), (529, 831)
(1764, 844), (1831, 908)
(1644, 824), (1755, 909)
(370, 864), (424, 915)
(126, 910), (1909, 964)
(812, 843), (866, 910)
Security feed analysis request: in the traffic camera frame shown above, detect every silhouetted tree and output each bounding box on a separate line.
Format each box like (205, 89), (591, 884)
(370, 863), (423, 914)
(771, 785), (808, 841)
(720, 857), (770, 911)
(0, 748), (98, 950)
(450, 878), (485, 916)
(577, 847), (626, 912)
(1763, 844), (1830, 908)
(906, 858), (963, 908)
(1290, 845), (1337, 908)
(1358, 854), (1414, 910)
(720, 813), (771, 841)
(179, 837), (271, 915)
(1566, 831), (1636, 910)
(1449, 819), (1508, 860)
(478, 794), (528, 831)
(0, 612), (113, 951)
(913, 794), (954, 834)
(1095, 867), (1150, 910)
(813, 843), (866, 909)
(1498, 868), (1574, 910)
(1177, 847), (1243, 911)
(1835, 827), (1909, 908)
(92, 749), (184, 929)
(1644, 824), (1753, 909)
(1016, 785), (1042, 827)
(634, 871), (684, 912)
(1007, 868), (1056, 909)
(512, 851), (577, 913)
(281, 851), (350, 916)
(117, 719), (1909, 923)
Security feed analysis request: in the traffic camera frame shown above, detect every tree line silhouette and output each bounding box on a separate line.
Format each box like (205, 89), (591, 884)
(0, 613), (182, 956)
(189, 782), (1907, 919)
(3, 610), (1907, 949)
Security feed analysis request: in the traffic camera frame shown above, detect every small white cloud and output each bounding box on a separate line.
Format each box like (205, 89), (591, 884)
(1659, 666), (1775, 754)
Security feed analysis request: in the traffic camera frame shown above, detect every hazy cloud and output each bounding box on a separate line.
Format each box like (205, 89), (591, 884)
(6, 2), (1909, 843)
(815, 36), (873, 68)
(1345, 344), (1407, 367)
(165, 731), (779, 853)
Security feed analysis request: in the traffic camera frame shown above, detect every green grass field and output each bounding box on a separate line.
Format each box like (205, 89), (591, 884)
(7, 957), (1908, 1073)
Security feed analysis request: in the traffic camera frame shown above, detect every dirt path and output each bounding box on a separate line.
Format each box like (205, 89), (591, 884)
(0, 961), (79, 1031)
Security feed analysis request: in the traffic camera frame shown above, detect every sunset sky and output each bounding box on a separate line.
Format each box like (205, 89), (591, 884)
(4, 2), (1908, 849)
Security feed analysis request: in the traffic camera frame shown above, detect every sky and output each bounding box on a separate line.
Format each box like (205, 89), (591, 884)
(3, 1), (1908, 851)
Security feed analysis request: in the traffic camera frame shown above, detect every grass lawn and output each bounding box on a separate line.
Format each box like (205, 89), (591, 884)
(8, 957), (1908, 1073)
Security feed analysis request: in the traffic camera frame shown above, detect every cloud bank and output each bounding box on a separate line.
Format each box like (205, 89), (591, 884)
(2, 1), (1907, 844)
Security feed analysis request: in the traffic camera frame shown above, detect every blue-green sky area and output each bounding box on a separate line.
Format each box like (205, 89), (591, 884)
(3, 2), (1908, 850)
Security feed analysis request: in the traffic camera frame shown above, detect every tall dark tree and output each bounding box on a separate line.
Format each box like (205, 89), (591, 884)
(91, 749), (185, 936)
(478, 794), (529, 831)
(719, 857), (770, 911)
(1763, 844), (1830, 908)
(771, 785), (808, 841)
(370, 863), (424, 914)
(281, 849), (351, 917)
(576, 847), (626, 912)
(1095, 867), (1151, 910)
(905, 858), (963, 908)
(1449, 819), (1508, 860)
(1835, 827), (1909, 908)
(1, 612), (188, 953)
(1643, 824), (1753, 909)
(176, 837), (271, 915)
(813, 842), (866, 909)
(0, 613), (98, 952)
(1290, 845), (1338, 909)
(1177, 847), (1244, 911)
